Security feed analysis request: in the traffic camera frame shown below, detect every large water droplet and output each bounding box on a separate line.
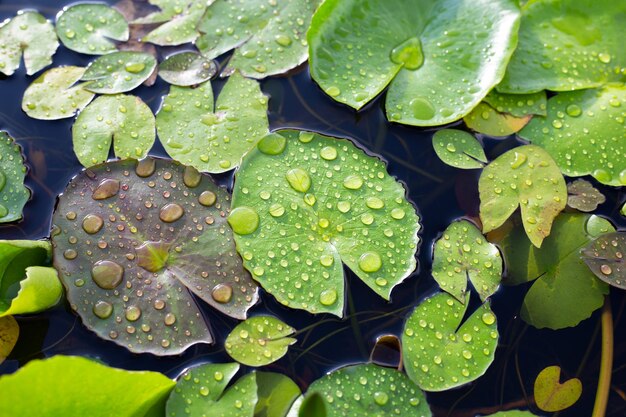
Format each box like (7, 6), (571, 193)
(228, 206), (260, 235)
(285, 168), (311, 192)
(359, 251), (382, 272)
(390, 36), (424, 70)
(91, 260), (124, 289)
(92, 178), (120, 200)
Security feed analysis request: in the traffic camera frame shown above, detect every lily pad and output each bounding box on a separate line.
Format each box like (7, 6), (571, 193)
(226, 315), (296, 367)
(582, 232), (626, 290)
(481, 412), (540, 417)
(0, 132), (30, 223)
(255, 372), (301, 417)
(519, 85), (626, 186)
(158, 51), (217, 86)
(81, 51), (157, 94)
(230, 130), (420, 316)
(0, 315), (18, 364)
(308, 0), (520, 126)
(403, 292), (498, 391)
(22, 66), (95, 120)
(0, 11), (58, 76)
(534, 366), (582, 412)
(464, 102), (532, 137)
(72, 94), (156, 167)
(0, 266), (62, 317)
(196, 0), (322, 78)
(51, 158), (259, 355)
(157, 72), (269, 173)
(432, 129), (487, 169)
(479, 145), (567, 248)
(56, 3), (129, 55)
(483, 90), (547, 118)
(432, 220), (502, 302)
(141, 1), (207, 46)
(567, 179), (606, 212)
(0, 355), (175, 417)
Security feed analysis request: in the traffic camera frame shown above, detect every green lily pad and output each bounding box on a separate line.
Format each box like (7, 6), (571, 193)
(499, 0), (626, 93)
(481, 412), (540, 417)
(432, 129), (487, 169)
(0, 266), (62, 317)
(197, 0), (322, 78)
(483, 90), (547, 118)
(133, 0), (197, 23)
(81, 51), (157, 94)
(287, 394), (327, 417)
(0, 315), (18, 364)
(308, 0), (520, 126)
(464, 102), (532, 137)
(255, 372), (301, 417)
(22, 66), (95, 120)
(158, 51), (217, 86)
(0, 133), (30, 223)
(0, 11), (58, 76)
(72, 94), (156, 167)
(231, 130), (420, 316)
(225, 315), (296, 367)
(432, 220), (502, 302)
(581, 232), (626, 290)
(567, 179), (606, 212)
(157, 72), (269, 173)
(56, 3), (129, 55)
(403, 292), (498, 391)
(479, 145), (567, 248)
(51, 159), (259, 355)
(519, 85), (626, 186)
(0, 355), (175, 417)
(166, 362), (257, 417)
(141, 1), (207, 46)
(534, 366), (582, 412)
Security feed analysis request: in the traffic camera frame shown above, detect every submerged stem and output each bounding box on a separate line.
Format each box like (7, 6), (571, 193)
(592, 297), (613, 417)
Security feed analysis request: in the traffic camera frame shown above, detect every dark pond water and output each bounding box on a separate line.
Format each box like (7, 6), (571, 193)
(0, 1), (625, 416)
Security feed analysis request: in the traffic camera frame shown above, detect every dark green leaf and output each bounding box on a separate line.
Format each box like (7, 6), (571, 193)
(432, 129), (487, 169)
(255, 372), (301, 417)
(582, 232), (626, 289)
(0, 132), (30, 223)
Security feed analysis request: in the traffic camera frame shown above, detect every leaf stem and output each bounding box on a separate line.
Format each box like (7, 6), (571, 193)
(592, 296), (613, 417)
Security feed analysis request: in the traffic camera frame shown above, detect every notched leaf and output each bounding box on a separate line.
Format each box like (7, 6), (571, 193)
(567, 179), (606, 212)
(81, 51), (157, 94)
(534, 366), (582, 412)
(158, 51), (217, 86)
(432, 129), (487, 170)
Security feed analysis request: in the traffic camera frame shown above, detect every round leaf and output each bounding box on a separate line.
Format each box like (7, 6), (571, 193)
(141, 1), (207, 46)
(255, 372), (301, 417)
(464, 102), (531, 137)
(567, 179), (606, 212)
(0, 316), (18, 364)
(81, 51), (157, 94)
(582, 232), (626, 289)
(483, 90), (547, 118)
(432, 129), (487, 169)
(534, 366), (582, 412)
(158, 51), (217, 86)
(0, 132), (30, 223)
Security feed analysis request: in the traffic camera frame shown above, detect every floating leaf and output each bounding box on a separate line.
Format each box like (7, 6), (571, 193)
(403, 292), (498, 391)
(479, 145), (566, 248)
(225, 315), (296, 367)
(231, 130), (420, 316)
(308, 0), (520, 126)
(567, 179), (606, 212)
(0, 316), (18, 364)
(72, 94), (156, 167)
(483, 90), (547, 118)
(81, 51), (157, 94)
(157, 72), (269, 173)
(432, 220), (502, 302)
(0, 132), (30, 223)
(133, 0), (197, 23)
(295, 394), (327, 417)
(255, 372), (301, 417)
(158, 51), (217, 86)
(56, 3), (129, 55)
(0, 266), (62, 317)
(22, 66), (95, 120)
(141, 1), (207, 46)
(481, 412), (540, 417)
(499, 0), (626, 93)
(534, 366), (582, 412)
(0, 355), (175, 417)
(197, 0), (322, 78)
(582, 232), (626, 290)
(51, 159), (258, 355)
(166, 362), (257, 417)
(464, 102), (532, 137)
(432, 129), (487, 169)
(621, 202), (626, 217)
(519, 85), (626, 186)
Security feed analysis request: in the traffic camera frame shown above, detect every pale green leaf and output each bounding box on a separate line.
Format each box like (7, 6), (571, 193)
(432, 129), (487, 169)
(464, 102), (532, 137)
(483, 90), (547, 117)
(142, 1), (207, 46)
(158, 51), (217, 86)
(254, 372), (301, 417)
(82, 51), (157, 94)
(0, 266), (62, 317)
(534, 366), (582, 412)
(0, 315), (18, 364)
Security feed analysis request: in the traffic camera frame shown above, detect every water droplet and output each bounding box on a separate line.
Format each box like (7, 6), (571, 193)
(510, 152), (527, 169)
(359, 251), (382, 273)
(82, 214), (104, 234)
(566, 104), (582, 117)
(366, 197), (384, 209)
(373, 391), (389, 406)
(160, 203), (185, 223)
(199, 190), (217, 206)
(598, 52), (611, 63)
(410, 97), (435, 120)
(211, 283), (233, 303)
(125, 305), (141, 321)
(298, 131), (314, 143)
(135, 158), (156, 177)
(319, 289), (338, 306)
(343, 174), (363, 190)
(269, 203), (285, 217)
(63, 249), (77, 260)
(326, 86), (341, 97)
(257, 133), (287, 155)
(125, 62), (146, 73)
(285, 168), (311, 192)
(93, 300), (113, 319)
(481, 311), (496, 325)
(91, 260), (124, 289)
(164, 313), (176, 326)
(600, 264), (612, 275)
(228, 206), (260, 235)
(390, 36), (424, 70)
(92, 179), (120, 200)
(391, 208), (406, 220)
(275, 34), (292, 46)
(320, 146), (338, 160)
(183, 166), (202, 188)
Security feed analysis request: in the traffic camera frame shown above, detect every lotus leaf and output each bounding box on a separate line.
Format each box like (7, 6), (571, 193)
(432, 129), (487, 169)
(483, 90), (547, 117)
(0, 315), (18, 364)
(0, 132), (30, 223)
(566, 179), (606, 212)
(464, 102), (531, 137)
(582, 232), (626, 290)
(81, 51), (157, 94)
(140, 0), (207, 46)
(158, 51), (217, 86)
(0, 266), (62, 317)
(534, 366), (581, 412)
(254, 372), (301, 417)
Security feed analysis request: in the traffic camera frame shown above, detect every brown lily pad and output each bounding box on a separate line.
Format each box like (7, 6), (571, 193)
(582, 231), (626, 290)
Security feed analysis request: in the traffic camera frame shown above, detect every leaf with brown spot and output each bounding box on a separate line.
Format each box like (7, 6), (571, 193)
(534, 366), (582, 412)
(0, 316), (19, 364)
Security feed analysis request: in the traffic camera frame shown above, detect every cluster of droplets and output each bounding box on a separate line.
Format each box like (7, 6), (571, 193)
(225, 316), (295, 366)
(566, 179), (606, 212)
(0, 133), (29, 222)
(81, 51), (155, 93)
(583, 232), (625, 289)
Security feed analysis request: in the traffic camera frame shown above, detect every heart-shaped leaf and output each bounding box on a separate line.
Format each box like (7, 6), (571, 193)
(403, 292), (498, 391)
(56, 3), (129, 55)
(0, 133), (30, 223)
(81, 51), (157, 94)
(255, 372), (301, 417)
(534, 366), (582, 412)
(0, 266), (62, 317)
(567, 179), (606, 212)
(72, 94), (156, 167)
(308, 0), (520, 126)
(519, 85), (626, 186)
(136, 0), (206, 46)
(479, 145), (567, 248)
(158, 51), (217, 86)
(464, 102), (532, 137)
(51, 159), (259, 355)
(0, 11), (58, 76)
(483, 90), (547, 118)
(582, 232), (626, 289)
(432, 129), (487, 170)
(0, 316), (18, 364)
(230, 130), (420, 316)
(133, 0), (197, 24)
(157, 72), (269, 173)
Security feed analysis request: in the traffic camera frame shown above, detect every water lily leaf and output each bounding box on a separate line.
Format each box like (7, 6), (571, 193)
(432, 129), (487, 169)
(582, 232), (626, 290)
(141, 1), (207, 46)
(567, 179), (606, 212)
(308, 0), (520, 126)
(81, 51), (157, 94)
(0, 355), (175, 417)
(493, 213), (613, 329)
(519, 85), (626, 186)
(255, 372), (301, 417)
(133, 0), (196, 23)
(622, 202), (626, 217)
(481, 412), (540, 417)
(0, 266), (62, 317)
(499, 0), (626, 93)
(22, 66), (96, 120)
(295, 394), (327, 417)
(159, 51), (218, 86)
(483, 90), (547, 117)
(479, 145), (567, 248)
(231, 130), (420, 316)
(51, 159), (259, 355)
(432, 220), (502, 302)
(0, 132), (30, 223)
(403, 292), (498, 391)
(166, 362), (257, 417)
(72, 94), (156, 167)
(56, 3), (129, 55)
(464, 102), (531, 137)
(197, 0), (322, 78)
(157, 72), (269, 173)
(0, 315), (18, 364)
(0, 11), (58, 76)
(534, 366), (582, 412)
